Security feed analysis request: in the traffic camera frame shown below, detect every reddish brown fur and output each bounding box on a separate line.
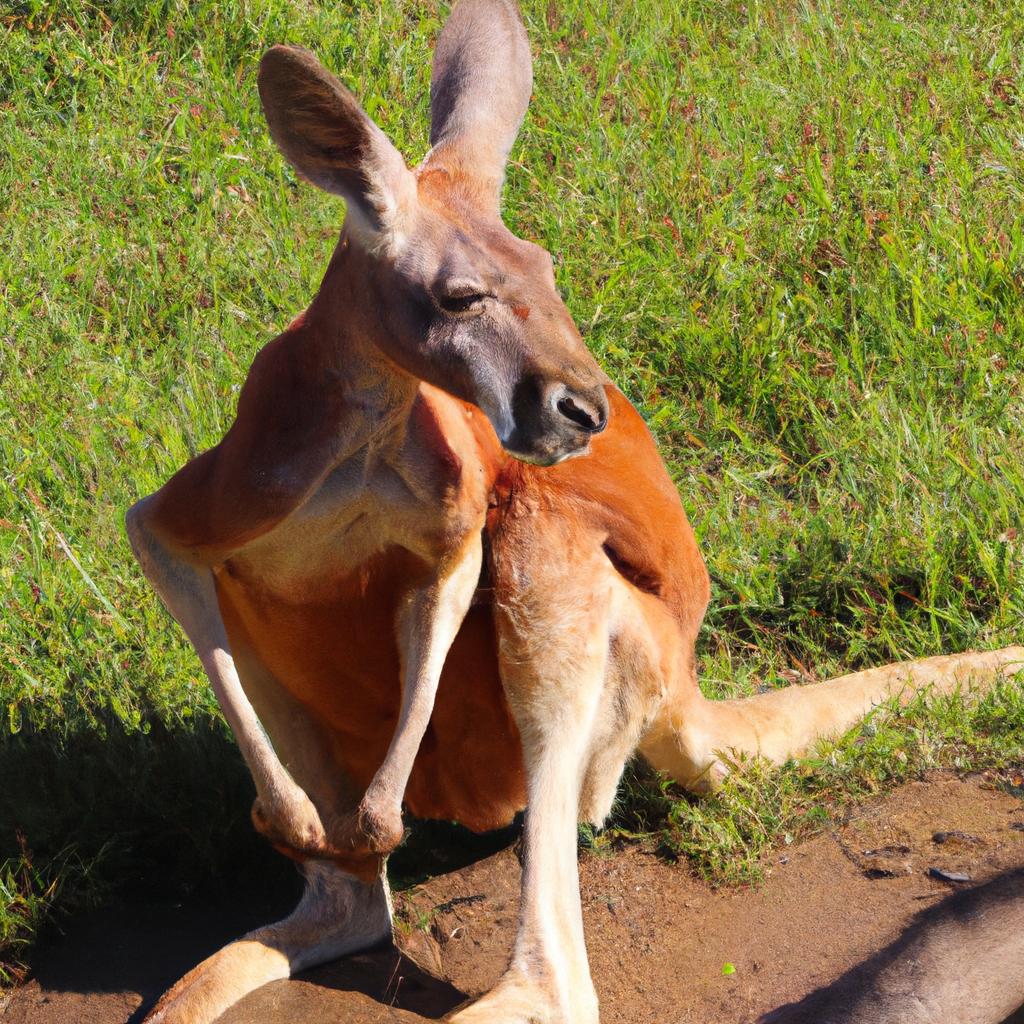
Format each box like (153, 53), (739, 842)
(217, 552), (526, 833)
(204, 383), (706, 834)
(147, 323), (357, 557)
(145, 293), (705, 837)
(499, 388), (710, 644)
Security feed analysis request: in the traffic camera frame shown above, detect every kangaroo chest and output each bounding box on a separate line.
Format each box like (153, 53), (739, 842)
(218, 386), (500, 603)
(207, 386), (525, 831)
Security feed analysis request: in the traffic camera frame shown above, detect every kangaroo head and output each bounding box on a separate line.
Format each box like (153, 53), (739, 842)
(257, 1), (609, 466)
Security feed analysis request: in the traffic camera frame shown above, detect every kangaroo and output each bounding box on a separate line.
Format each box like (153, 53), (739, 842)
(128, 3), (1024, 1022)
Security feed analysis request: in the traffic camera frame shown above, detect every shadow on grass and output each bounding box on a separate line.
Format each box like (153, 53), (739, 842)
(1, 715), (518, 1014)
(1, 717), (283, 906)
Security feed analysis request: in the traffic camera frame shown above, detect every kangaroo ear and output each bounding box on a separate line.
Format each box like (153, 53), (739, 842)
(426, 0), (533, 213)
(258, 45), (415, 245)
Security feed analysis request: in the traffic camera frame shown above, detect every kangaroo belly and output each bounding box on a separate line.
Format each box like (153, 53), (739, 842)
(214, 546), (526, 833)
(207, 386), (701, 836)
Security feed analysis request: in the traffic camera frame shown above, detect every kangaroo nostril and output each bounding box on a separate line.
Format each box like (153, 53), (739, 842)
(556, 394), (606, 434)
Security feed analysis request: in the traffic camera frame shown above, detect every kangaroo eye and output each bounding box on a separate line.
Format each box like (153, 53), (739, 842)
(438, 291), (487, 315)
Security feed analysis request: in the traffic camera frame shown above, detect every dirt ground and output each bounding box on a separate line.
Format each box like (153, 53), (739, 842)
(6, 770), (1024, 1024)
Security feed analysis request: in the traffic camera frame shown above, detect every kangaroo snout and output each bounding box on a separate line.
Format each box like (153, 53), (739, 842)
(501, 374), (609, 466)
(551, 384), (609, 435)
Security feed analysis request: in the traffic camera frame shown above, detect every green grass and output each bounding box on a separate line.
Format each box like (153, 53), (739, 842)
(2, 0), (1023, 984)
(601, 679), (1024, 884)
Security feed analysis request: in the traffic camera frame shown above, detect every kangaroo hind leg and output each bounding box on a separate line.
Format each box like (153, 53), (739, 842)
(143, 860), (391, 1024)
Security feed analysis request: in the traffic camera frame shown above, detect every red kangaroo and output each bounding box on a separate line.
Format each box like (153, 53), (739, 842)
(127, 3), (1024, 1021)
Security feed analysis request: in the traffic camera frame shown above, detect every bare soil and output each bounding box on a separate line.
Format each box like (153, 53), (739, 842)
(6, 771), (1024, 1024)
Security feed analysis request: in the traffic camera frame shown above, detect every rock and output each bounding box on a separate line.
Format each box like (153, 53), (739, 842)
(932, 830), (983, 846)
(928, 867), (972, 884)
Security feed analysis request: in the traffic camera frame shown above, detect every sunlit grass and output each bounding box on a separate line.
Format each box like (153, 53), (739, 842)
(2, 0), (1023, 983)
(601, 678), (1024, 883)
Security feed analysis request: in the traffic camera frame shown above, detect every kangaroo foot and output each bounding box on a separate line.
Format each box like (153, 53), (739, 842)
(448, 968), (598, 1024)
(143, 861), (392, 1024)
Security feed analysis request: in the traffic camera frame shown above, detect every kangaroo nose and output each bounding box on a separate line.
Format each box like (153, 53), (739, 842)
(554, 388), (608, 434)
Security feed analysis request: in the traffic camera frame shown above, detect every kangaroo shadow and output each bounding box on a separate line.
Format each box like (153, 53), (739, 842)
(759, 866), (1024, 1024)
(4, 715), (515, 1019)
(24, 896), (464, 1023)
